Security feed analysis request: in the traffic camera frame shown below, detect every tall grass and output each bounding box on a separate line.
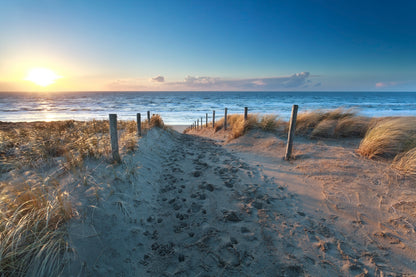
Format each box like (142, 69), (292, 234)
(0, 120), (141, 172)
(357, 117), (416, 159)
(211, 114), (283, 138)
(296, 109), (370, 138)
(0, 117), (156, 276)
(0, 178), (74, 276)
(149, 114), (164, 128)
(200, 109), (368, 140)
(392, 147), (416, 177)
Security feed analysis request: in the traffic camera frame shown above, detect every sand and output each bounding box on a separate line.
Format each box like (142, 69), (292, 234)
(169, 125), (188, 133)
(13, 125), (414, 275)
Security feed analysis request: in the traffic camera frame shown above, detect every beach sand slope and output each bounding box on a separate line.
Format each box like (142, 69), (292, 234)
(63, 128), (416, 276)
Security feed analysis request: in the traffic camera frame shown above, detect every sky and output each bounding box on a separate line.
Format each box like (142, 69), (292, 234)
(0, 0), (415, 92)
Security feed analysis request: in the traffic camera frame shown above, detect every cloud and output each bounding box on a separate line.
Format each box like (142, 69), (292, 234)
(151, 75), (165, 83)
(173, 72), (316, 90)
(376, 81), (397, 88)
(280, 72), (310, 88)
(184, 76), (218, 85)
(107, 72), (318, 91)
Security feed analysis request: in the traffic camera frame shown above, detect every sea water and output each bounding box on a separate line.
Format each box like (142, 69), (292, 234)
(0, 91), (415, 125)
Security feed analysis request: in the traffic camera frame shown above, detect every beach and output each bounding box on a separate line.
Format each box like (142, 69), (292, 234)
(1, 115), (416, 276)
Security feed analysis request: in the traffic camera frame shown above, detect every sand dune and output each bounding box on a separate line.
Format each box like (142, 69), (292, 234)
(3, 123), (415, 275)
(60, 127), (416, 276)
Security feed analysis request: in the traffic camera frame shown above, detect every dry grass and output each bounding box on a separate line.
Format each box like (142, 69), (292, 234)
(210, 114), (283, 139)
(296, 109), (370, 138)
(0, 116), (156, 276)
(0, 120), (142, 172)
(188, 109), (372, 140)
(149, 114), (165, 128)
(392, 147), (416, 177)
(0, 177), (74, 276)
(357, 117), (416, 159)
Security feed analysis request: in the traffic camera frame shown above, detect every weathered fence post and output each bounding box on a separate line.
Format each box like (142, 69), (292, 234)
(137, 113), (141, 136)
(197, 119), (199, 129)
(212, 110), (215, 128)
(224, 108), (228, 130)
(206, 113), (208, 127)
(201, 117), (203, 128)
(147, 111), (151, 122)
(244, 107), (248, 121)
(109, 114), (121, 163)
(284, 105), (299, 161)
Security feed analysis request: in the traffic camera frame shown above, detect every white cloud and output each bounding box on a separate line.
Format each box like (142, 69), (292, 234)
(184, 76), (218, 85)
(376, 81), (397, 88)
(107, 72), (318, 91)
(151, 75), (165, 82)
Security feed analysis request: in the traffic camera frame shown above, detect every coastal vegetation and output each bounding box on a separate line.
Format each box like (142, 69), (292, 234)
(187, 109), (416, 177)
(0, 119), (151, 276)
(212, 114), (285, 139)
(2, 111), (416, 275)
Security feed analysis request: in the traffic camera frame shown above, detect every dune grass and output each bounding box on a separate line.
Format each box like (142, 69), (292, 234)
(357, 117), (416, 159)
(210, 114), (283, 139)
(296, 109), (371, 138)
(0, 177), (74, 276)
(0, 119), (143, 172)
(192, 109), (368, 140)
(149, 114), (165, 128)
(0, 117), (160, 276)
(392, 147), (416, 177)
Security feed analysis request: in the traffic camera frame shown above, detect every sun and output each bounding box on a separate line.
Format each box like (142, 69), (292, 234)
(25, 68), (63, 87)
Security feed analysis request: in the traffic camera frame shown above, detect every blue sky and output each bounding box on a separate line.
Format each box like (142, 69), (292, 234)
(0, 0), (415, 91)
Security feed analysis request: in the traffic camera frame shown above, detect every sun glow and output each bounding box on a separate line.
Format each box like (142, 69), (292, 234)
(25, 68), (63, 87)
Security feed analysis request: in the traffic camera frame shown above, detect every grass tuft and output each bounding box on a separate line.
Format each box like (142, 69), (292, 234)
(391, 147), (416, 177)
(357, 117), (416, 159)
(211, 113), (282, 138)
(296, 109), (370, 138)
(0, 178), (74, 276)
(0, 116), (155, 275)
(149, 114), (164, 128)
(0, 120), (141, 172)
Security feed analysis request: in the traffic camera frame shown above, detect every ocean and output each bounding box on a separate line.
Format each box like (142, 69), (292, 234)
(0, 91), (415, 125)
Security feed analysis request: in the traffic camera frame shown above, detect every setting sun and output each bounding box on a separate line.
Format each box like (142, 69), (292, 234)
(24, 68), (62, 87)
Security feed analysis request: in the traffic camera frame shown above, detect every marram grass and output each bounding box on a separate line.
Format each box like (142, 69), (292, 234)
(392, 147), (416, 177)
(0, 117), (162, 276)
(0, 119), (142, 172)
(296, 109), (370, 138)
(357, 117), (416, 159)
(209, 114), (284, 139)
(0, 178), (74, 276)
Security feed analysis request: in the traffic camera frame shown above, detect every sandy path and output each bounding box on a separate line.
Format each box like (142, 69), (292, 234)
(64, 128), (295, 276)
(203, 129), (416, 276)
(63, 128), (416, 276)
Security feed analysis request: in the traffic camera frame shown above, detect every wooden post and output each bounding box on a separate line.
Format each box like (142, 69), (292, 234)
(137, 113), (141, 136)
(206, 113), (208, 127)
(212, 110), (215, 128)
(147, 111), (151, 122)
(197, 119), (199, 129)
(285, 105), (299, 161)
(244, 107), (248, 121)
(201, 117), (203, 128)
(109, 114), (121, 163)
(224, 108), (228, 130)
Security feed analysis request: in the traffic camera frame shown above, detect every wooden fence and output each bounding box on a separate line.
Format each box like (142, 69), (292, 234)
(109, 106), (299, 163)
(188, 105), (299, 160)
